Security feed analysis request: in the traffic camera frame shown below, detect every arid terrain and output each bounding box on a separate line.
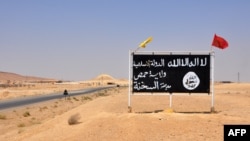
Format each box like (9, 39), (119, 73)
(0, 73), (250, 141)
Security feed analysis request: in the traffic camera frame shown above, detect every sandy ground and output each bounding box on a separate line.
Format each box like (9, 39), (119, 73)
(0, 83), (250, 141)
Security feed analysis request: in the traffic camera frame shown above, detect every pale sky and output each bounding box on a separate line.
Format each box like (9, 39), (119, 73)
(0, 0), (249, 82)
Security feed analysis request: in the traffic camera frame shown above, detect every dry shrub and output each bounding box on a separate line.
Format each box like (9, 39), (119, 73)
(68, 113), (81, 125)
(0, 114), (6, 120)
(82, 96), (92, 101)
(23, 111), (30, 117)
(73, 97), (79, 101)
(17, 123), (25, 127)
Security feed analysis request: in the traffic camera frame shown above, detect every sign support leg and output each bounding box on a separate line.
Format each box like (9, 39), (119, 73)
(128, 50), (132, 113)
(165, 93), (174, 113)
(169, 93), (172, 108)
(211, 51), (215, 113)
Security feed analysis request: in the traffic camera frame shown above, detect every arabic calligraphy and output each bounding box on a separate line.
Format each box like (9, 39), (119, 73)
(168, 57), (207, 67)
(133, 58), (171, 91)
(133, 81), (171, 90)
(134, 70), (166, 80)
(133, 59), (165, 68)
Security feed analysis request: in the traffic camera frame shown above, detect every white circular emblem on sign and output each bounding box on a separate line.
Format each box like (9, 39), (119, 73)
(183, 71), (200, 90)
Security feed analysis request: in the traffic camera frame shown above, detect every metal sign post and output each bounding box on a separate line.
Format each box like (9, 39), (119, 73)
(210, 51), (215, 112)
(169, 93), (172, 108)
(128, 50), (133, 112)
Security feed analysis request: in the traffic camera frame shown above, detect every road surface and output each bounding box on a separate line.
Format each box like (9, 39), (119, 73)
(0, 86), (114, 110)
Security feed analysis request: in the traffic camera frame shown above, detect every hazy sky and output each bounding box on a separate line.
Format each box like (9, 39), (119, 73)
(1, 0), (249, 82)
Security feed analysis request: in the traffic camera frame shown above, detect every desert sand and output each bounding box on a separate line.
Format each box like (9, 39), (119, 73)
(0, 82), (250, 141)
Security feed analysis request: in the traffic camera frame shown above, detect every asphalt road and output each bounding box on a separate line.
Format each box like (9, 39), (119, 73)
(0, 86), (114, 110)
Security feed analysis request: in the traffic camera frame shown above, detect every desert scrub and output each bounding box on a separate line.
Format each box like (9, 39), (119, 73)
(17, 123), (25, 127)
(0, 114), (6, 120)
(39, 106), (48, 112)
(73, 97), (79, 101)
(68, 113), (81, 125)
(96, 92), (108, 97)
(23, 111), (31, 117)
(82, 96), (92, 101)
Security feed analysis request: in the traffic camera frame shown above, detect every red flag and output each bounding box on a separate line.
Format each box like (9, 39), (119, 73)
(212, 34), (229, 49)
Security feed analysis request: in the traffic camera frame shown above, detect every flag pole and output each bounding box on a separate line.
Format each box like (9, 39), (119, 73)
(210, 36), (214, 52)
(134, 47), (141, 52)
(210, 47), (215, 113)
(210, 34), (215, 112)
(128, 46), (140, 113)
(128, 36), (152, 113)
(128, 45), (141, 113)
(128, 46), (143, 113)
(210, 33), (229, 112)
(210, 45), (214, 52)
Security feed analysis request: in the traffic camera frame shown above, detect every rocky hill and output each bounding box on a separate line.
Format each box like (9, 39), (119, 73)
(0, 71), (56, 83)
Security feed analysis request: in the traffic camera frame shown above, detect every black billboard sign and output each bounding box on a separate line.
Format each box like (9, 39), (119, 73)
(132, 54), (210, 93)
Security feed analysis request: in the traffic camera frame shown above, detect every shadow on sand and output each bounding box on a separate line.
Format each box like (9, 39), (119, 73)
(135, 109), (220, 114)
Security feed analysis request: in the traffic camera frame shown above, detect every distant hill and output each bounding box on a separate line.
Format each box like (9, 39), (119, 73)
(0, 71), (57, 83)
(84, 74), (128, 86)
(92, 74), (115, 81)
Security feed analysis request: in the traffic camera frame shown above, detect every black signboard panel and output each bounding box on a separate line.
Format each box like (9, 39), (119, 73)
(132, 54), (210, 93)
